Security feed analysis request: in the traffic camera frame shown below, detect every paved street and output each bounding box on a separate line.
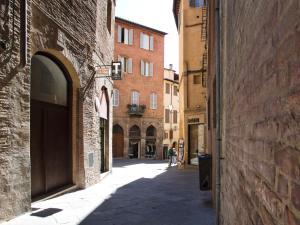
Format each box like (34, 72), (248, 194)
(3, 159), (215, 225)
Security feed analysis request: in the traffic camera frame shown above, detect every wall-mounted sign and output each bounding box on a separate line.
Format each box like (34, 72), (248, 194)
(188, 118), (200, 124)
(111, 61), (122, 80)
(97, 67), (110, 76)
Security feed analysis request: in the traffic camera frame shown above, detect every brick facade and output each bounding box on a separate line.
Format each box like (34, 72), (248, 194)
(207, 0), (300, 224)
(113, 17), (165, 159)
(0, 0), (115, 221)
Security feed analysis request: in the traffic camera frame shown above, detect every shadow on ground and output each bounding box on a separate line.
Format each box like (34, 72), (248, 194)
(79, 160), (215, 225)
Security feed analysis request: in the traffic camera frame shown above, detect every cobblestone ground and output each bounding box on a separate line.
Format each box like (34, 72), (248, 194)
(3, 159), (215, 225)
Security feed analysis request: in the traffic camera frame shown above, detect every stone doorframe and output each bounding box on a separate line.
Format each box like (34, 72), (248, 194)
(33, 49), (82, 188)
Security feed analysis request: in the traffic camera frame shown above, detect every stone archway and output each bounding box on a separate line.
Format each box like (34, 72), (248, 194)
(30, 50), (80, 199)
(145, 125), (157, 159)
(129, 125), (141, 158)
(113, 124), (124, 158)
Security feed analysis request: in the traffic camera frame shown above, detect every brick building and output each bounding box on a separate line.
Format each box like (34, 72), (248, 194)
(173, 0), (208, 165)
(163, 66), (180, 158)
(207, 0), (300, 224)
(0, 0), (115, 221)
(112, 17), (166, 160)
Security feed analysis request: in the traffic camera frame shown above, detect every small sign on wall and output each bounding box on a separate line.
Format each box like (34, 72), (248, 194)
(111, 61), (122, 80)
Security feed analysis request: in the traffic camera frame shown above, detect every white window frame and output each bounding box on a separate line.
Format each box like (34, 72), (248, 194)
(150, 93), (157, 109)
(131, 91), (140, 105)
(140, 60), (153, 76)
(118, 25), (133, 45)
(113, 89), (119, 107)
(118, 55), (133, 74)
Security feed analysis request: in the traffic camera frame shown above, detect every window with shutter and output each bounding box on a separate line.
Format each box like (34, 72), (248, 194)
(140, 33), (152, 50)
(119, 56), (132, 73)
(127, 58), (132, 73)
(131, 91), (139, 105)
(117, 26), (122, 42)
(143, 34), (149, 49)
(150, 63), (153, 76)
(129, 29), (133, 45)
(145, 62), (149, 76)
(150, 36), (154, 50)
(166, 83), (170, 94)
(140, 33), (143, 48)
(113, 89), (119, 107)
(124, 28), (129, 44)
(173, 110), (177, 123)
(141, 60), (154, 76)
(173, 85), (178, 96)
(141, 60), (145, 75)
(165, 109), (170, 123)
(118, 26), (133, 45)
(150, 93), (157, 109)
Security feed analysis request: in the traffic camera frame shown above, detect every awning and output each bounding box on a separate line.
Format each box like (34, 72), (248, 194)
(95, 90), (108, 120)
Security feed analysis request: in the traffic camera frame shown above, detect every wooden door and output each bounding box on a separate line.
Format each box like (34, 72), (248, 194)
(44, 104), (72, 192)
(113, 125), (124, 158)
(31, 100), (72, 198)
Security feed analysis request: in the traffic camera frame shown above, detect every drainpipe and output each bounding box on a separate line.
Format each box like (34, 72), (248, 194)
(215, 0), (222, 224)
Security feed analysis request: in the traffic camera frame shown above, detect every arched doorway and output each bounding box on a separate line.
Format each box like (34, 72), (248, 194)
(113, 124), (124, 158)
(145, 125), (156, 159)
(97, 86), (109, 173)
(30, 54), (72, 199)
(129, 125), (141, 158)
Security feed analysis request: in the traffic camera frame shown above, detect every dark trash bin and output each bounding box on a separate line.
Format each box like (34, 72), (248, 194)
(198, 154), (212, 191)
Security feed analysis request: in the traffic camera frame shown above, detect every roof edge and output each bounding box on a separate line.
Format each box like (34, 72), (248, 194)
(115, 17), (168, 35)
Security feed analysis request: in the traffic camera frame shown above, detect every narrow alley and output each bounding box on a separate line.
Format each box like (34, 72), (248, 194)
(3, 160), (215, 225)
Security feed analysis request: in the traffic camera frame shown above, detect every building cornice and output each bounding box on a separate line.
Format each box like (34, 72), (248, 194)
(115, 17), (167, 36)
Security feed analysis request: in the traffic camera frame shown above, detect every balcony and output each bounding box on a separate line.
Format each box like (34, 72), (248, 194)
(127, 104), (146, 117)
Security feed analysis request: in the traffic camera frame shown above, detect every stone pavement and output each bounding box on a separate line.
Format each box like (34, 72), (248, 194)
(3, 159), (215, 225)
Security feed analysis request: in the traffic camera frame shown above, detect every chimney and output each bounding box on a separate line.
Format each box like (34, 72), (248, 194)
(169, 64), (173, 70)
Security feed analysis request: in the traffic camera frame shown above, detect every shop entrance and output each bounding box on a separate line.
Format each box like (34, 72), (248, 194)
(129, 125), (141, 158)
(30, 54), (72, 199)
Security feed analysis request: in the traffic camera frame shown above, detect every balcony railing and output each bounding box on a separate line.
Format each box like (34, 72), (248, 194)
(127, 104), (146, 116)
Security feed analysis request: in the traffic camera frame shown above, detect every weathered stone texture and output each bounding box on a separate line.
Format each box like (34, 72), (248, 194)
(221, 0), (300, 225)
(0, 0), (31, 222)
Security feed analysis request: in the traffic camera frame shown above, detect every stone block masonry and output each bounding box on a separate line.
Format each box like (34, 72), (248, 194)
(220, 0), (300, 225)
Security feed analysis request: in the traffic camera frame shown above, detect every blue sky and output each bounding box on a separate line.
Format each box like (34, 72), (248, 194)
(115, 0), (179, 72)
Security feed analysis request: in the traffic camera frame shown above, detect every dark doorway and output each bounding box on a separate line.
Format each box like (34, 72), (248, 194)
(113, 124), (124, 158)
(129, 141), (139, 158)
(30, 54), (72, 199)
(129, 125), (141, 158)
(100, 118), (106, 173)
(145, 125), (156, 159)
(188, 124), (205, 165)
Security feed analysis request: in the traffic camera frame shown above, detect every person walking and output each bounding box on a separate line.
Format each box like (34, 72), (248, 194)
(168, 146), (173, 167)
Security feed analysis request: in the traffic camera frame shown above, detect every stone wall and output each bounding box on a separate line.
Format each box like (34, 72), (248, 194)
(31, 0), (115, 187)
(0, 0), (31, 221)
(0, 0), (115, 221)
(220, 1), (300, 224)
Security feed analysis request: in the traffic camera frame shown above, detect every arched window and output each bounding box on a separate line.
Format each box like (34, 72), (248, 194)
(146, 125), (156, 137)
(129, 125), (141, 137)
(31, 55), (67, 106)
